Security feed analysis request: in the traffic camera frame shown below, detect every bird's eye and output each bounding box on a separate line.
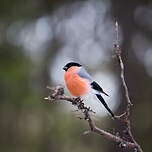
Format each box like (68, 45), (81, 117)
(63, 66), (68, 71)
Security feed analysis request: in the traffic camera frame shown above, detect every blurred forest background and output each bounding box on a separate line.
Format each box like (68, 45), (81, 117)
(0, 0), (152, 152)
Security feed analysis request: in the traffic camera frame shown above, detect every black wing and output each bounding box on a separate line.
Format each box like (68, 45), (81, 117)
(91, 81), (109, 97)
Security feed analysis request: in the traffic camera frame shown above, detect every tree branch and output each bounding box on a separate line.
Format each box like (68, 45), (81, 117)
(44, 85), (139, 150)
(44, 22), (143, 152)
(114, 21), (143, 152)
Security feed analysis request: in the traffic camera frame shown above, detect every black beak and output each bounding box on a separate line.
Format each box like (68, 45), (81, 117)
(63, 66), (67, 71)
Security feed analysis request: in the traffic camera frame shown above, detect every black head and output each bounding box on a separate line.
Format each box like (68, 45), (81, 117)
(63, 62), (82, 71)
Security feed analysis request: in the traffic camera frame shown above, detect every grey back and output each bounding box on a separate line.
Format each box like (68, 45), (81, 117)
(77, 67), (93, 82)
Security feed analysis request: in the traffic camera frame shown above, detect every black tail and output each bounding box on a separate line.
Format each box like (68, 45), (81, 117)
(96, 94), (115, 118)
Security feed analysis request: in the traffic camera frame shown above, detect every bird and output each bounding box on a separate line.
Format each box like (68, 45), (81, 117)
(63, 62), (115, 118)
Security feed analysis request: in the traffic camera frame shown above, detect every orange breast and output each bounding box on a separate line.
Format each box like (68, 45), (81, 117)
(64, 67), (90, 97)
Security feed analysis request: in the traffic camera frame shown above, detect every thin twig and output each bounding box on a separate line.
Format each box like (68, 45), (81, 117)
(114, 21), (143, 152)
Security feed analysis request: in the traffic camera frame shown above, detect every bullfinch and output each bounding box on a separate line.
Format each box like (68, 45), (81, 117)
(63, 62), (115, 118)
